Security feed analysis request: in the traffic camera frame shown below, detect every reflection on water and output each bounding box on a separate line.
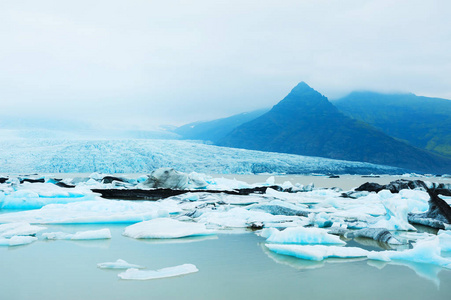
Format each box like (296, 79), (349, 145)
(1, 226), (451, 300)
(130, 235), (218, 245)
(367, 260), (443, 288)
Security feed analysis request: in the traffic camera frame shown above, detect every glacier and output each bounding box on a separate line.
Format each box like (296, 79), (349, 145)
(0, 139), (403, 174)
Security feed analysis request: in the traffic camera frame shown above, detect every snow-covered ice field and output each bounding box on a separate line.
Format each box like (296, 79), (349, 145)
(0, 139), (404, 174)
(1, 172), (451, 299)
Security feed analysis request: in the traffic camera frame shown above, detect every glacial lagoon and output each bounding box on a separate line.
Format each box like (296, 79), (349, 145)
(1, 175), (451, 299)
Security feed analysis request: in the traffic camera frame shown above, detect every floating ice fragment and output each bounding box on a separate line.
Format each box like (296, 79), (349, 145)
(265, 227), (346, 245)
(248, 200), (309, 217)
(118, 264), (198, 280)
(123, 218), (215, 239)
(266, 244), (369, 261)
(0, 235), (37, 246)
(97, 259), (144, 269)
(0, 183), (96, 209)
(0, 200), (172, 224)
(371, 195), (416, 231)
(368, 237), (451, 269)
(43, 228), (111, 240)
(349, 228), (403, 245)
(437, 230), (451, 252)
(0, 222), (46, 238)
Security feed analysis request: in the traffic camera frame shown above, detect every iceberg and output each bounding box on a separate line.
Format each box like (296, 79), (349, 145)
(368, 237), (451, 269)
(0, 222), (46, 238)
(123, 218), (215, 239)
(349, 228), (403, 245)
(0, 183), (96, 209)
(263, 227), (346, 245)
(370, 193), (416, 231)
(437, 230), (451, 252)
(248, 200), (309, 217)
(97, 259), (144, 269)
(118, 264), (198, 280)
(0, 235), (37, 246)
(266, 244), (369, 261)
(0, 200), (172, 224)
(43, 228), (111, 240)
(196, 207), (302, 228)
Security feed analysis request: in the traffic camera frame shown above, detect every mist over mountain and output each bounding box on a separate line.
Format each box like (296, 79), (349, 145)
(217, 82), (451, 174)
(174, 108), (270, 143)
(333, 92), (451, 158)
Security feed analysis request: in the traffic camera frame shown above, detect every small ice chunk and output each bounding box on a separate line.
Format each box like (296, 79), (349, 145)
(266, 244), (369, 261)
(0, 235), (37, 246)
(97, 259), (144, 269)
(0, 222), (46, 238)
(265, 227), (346, 245)
(123, 218), (215, 239)
(43, 228), (111, 240)
(265, 176), (275, 185)
(118, 264), (198, 280)
(368, 237), (451, 269)
(371, 196), (416, 231)
(438, 231), (451, 252)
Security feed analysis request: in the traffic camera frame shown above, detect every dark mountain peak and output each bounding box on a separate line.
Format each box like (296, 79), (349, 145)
(289, 81), (321, 96)
(273, 82), (335, 113)
(218, 83), (451, 174)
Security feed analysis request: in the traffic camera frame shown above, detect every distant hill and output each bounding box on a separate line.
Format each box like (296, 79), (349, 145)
(218, 82), (451, 174)
(333, 92), (451, 157)
(174, 108), (269, 142)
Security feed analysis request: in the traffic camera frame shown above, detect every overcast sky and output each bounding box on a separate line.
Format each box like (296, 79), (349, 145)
(1, 0), (450, 129)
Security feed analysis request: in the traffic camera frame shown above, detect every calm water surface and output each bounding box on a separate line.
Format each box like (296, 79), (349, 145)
(1, 224), (451, 300)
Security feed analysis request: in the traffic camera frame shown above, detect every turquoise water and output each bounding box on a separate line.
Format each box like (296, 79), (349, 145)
(1, 224), (450, 300)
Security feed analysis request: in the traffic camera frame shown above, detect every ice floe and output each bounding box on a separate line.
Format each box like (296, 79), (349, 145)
(0, 183), (96, 209)
(118, 264), (198, 280)
(97, 259), (144, 269)
(43, 228), (111, 240)
(266, 244), (369, 261)
(123, 218), (215, 239)
(368, 236), (451, 269)
(262, 227), (346, 245)
(0, 200), (174, 224)
(0, 236), (37, 246)
(0, 222), (46, 238)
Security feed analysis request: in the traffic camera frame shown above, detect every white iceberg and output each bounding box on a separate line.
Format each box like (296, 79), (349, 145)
(368, 237), (451, 269)
(266, 244), (369, 261)
(196, 207), (302, 229)
(264, 227), (346, 245)
(0, 222), (46, 238)
(118, 264), (198, 280)
(370, 193), (416, 231)
(97, 259), (144, 269)
(0, 183), (96, 210)
(438, 230), (451, 252)
(123, 218), (215, 239)
(0, 200), (173, 224)
(0, 235), (37, 246)
(43, 228), (111, 240)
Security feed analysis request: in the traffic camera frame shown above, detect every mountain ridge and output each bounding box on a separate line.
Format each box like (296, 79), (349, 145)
(218, 82), (451, 174)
